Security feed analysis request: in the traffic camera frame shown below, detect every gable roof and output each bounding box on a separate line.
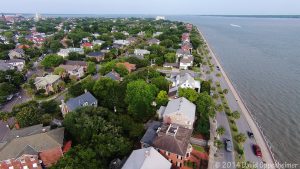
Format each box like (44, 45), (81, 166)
(4, 59), (25, 64)
(87, 51), (105, 57)
(116, 62), (136, 72)
(180, 55), (194, 64)
(141, 121), (162, 146)
(0, 127), (64, 160)
(59, 64), (83, 73)
(147, 38), (160, 44)
(65, 60), (87, 67)
(34, 75), (60, 87)
(163, 97), (196, 124)
(122, 147), (171, 169)
(65, 92), (97, 112)
(0, 62), (13, 71)
(10, 49), (24, 55)
(105, 70), (121, 81)
(176, 49), (190, 56)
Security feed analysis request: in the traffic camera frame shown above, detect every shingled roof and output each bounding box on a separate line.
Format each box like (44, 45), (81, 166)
(65, 91), (97, 112)
(0, 127), (64, 160)
(141, 122), (192, 156)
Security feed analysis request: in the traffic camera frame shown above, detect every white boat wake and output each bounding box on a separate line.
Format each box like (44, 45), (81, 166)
(230, 24), (241, 28)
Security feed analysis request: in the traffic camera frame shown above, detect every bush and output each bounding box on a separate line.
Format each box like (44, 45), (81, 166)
(231, 124), (238, 132)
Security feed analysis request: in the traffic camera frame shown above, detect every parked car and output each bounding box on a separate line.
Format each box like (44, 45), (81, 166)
(225, 139), (233, 152)
(247, 131), (254, 138)
(253, 144), (262, 157)
(6, 94), (14, 101)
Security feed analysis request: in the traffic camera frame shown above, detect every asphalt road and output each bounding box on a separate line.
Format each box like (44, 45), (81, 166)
(0, 89), (31, 112)
(205, 58), (265, 168)
(201, 62), (235, 169)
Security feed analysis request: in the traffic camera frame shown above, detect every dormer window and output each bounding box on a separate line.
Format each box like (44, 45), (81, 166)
(83, 102), (88, 106)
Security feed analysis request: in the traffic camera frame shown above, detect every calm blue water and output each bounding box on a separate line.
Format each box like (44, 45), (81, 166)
(169, 16), (300, 164)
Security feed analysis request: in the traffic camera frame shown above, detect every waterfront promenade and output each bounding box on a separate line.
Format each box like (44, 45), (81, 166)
(197, 27), (276, 169)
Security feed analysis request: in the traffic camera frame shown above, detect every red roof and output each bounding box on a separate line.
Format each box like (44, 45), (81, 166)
(117, 62), (136, 73)
(62, 140), (72, 153)
(82, 42), (93, 47)
(0, 155), (42, 169)
(17, 44), (30, 49)
(39, 147), (63, 167)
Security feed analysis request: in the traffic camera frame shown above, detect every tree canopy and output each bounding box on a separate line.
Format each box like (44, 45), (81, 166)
(41, 54), (64, 68)
(125, 80), (158, 121)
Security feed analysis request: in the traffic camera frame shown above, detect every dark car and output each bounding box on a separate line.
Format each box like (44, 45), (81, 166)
(225, 139), (233, 152)
(253, 144), (262, 157)
(247, 131), (254, 138)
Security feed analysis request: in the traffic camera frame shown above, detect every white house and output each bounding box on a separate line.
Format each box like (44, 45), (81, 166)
(92, 40), (105, 46)
(113, 40), (130, 46)
(59, 64), (85, 79)
(155, 16), (165, 20)
(0, 59), (25, 71)
(6, 59), (25, 71)
(179, 55), (194, 70)
(57, 48), (84, 58)
(134, 49), (150, 56)
(169, 73), (200, 91)
(153, 32), (163, 37)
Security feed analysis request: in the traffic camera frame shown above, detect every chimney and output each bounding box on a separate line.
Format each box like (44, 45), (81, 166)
(145, 150), (150, 157)
(84, 89), (88, 93)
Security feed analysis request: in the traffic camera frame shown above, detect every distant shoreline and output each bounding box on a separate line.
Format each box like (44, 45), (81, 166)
(196, 27), (277, 168)
(2, 13), (300, 19)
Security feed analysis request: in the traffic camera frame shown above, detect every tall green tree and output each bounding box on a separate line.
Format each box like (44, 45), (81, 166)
(150, 76), (169, 92)
(200, 81), (211, 94)
(41, 54), (64, 68)
(155, 90), (169, 107)
(87, 62), (97, 75)
(14, 101), (43, 128)
(178, 88), (199, 103)
(93, 78), (121, 110)
(125, 80), (158, 121)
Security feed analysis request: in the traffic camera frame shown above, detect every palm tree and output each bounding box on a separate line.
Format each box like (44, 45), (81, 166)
(223, 89), (228, 94)
(216, 126), (226, 136)
(235, 133), (247, 144)
(232, 111), (241, 120)
(214, 139), (224, 149)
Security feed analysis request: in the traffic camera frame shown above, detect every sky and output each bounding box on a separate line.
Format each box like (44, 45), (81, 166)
(1, 0), (300, 15)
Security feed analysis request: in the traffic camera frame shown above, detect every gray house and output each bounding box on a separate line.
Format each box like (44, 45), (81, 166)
(105, 70), (121, 81)
(60, 91), (97, 117)
(122, 147), (171, 169)
(159, 97), (196, 129)
(8, 49), (25, 59)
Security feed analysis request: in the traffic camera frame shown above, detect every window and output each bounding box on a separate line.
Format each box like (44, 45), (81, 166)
(186, 153), (190, 158)
(165, 151), (170, 156)
(177, 162), (182, 167)
(177, 155), (182, 160)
